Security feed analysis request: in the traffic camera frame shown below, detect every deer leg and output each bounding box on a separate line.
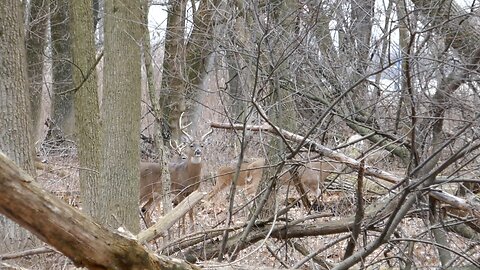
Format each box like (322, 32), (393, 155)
(141, 198), (153, 227)
(188, 208), (195, 232)
(311, 188), (324, 212)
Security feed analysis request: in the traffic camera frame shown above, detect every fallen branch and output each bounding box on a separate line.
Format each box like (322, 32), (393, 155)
(0, 247), (56, 261)
(137, 191), (205, 243)
(186, 190), (405, 261)
(210, 121), (401, 184)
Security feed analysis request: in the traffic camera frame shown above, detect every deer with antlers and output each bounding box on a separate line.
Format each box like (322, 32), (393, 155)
(139, 112), (212, 230)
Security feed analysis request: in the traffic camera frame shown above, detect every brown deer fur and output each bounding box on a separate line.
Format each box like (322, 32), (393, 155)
(139, 162), (162, 226)
(208, 159), (338, 202)
(207, 158), (265, 200)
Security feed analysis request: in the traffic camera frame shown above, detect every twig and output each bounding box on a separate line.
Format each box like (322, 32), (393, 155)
(0, 247), (55, 260)
(292, 235), (350, 269)
(56, 51), (104, 96)
(343, 160), (365, 259)
(266, 244), (289, 268)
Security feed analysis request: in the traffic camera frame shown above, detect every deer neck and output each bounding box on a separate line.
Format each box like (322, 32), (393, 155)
(190, 156), (202, 164)
(187, 161), (202, 181)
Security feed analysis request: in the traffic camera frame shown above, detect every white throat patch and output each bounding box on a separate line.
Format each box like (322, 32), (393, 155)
(190, 156), (202, 164)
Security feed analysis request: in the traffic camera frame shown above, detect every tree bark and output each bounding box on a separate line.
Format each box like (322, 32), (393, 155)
(69, 0), (103, 221)
(0, 152), (200, 270)
(160, 0), (187, 141)
(48, 0), (75, 142)
(26, 0), (49, 142)
(101, 0), (143, 233)
(0, 0), (39, 253)
(142, 0), (173, 214)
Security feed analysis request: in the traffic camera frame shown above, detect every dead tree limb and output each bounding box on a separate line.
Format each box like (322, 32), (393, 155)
(0, 151), (199, 270)
(343, 160), (365, 259)
(187, 188), (406, 261)
(137, 191), (205, 243)
(0, 247), (55, 261)
(210, 121), (401, 184)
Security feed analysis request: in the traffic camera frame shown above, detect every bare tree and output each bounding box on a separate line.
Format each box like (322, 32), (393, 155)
(0, 0), (39, 253)
(69, 0), (103, 221)
(100, 0), (143, 233)
(26, 0), (49, 142)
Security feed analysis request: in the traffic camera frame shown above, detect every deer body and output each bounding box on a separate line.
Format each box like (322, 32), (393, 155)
(169, 133), (210, 232)
(139, 162), (162, 226)
(281, 161), (338, 198)
(169, 157), (202, 206)
(139, 159), (203, 228)
(208, 158), (265, 200)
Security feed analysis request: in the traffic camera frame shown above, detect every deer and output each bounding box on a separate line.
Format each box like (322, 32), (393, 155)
(206, 158), (265, 201)
(167, 113), (213, 232)
(207, 158), (338, 209)
(139, 140), (187, 226)
(138, 113), (212, 230)
(139, 161), (163, 227)
(279, 161), (339, 200)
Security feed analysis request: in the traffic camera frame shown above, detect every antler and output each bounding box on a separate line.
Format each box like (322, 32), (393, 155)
(201, 129), (214, 141)
(169, 140), (185, 156)
(179, 112), (193, 142)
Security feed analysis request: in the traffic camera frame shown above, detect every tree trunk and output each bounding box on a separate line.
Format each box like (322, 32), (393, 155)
(48, 0), (75, 142)
(101, 0), (142, 233)
(26, 0), (49, 142)
(142, 0), (173, 214)
(160, 0), (187, 141)
(256, 0), (299, 220)
(184, 0), (219, 126)
(69, 0), (103, 221)
(0, 0), (39, 253)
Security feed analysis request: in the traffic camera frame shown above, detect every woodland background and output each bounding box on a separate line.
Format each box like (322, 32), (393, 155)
(0, 0), (480, 269)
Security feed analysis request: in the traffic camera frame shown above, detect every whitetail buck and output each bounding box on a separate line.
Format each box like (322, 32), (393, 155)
(207, 158), (338, 206)
(168, 113), (213, 232)
(138, 113), (212, 229)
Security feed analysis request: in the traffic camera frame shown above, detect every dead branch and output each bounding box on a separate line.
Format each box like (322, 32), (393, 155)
(343, 160), (365, 259)
(137, 191), (205, 243)
(291, 241), (334, 270)
(186, 190), (405, 261)
(430, 190), (480, 217)
(0, 151), (199, 270)
(0, 247), (56, 261)
(187, 218), (355, 261)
